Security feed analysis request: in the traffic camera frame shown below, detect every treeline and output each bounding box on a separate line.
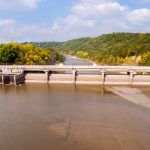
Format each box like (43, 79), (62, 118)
(30, 33), (150, 66)
(0, 43), (64, 65)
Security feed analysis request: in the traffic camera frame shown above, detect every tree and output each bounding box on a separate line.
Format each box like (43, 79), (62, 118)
(0, 44), (19, 63)
(76, 51), (89, 59)
(0, 42), (62, 65)
(139, 52), (150, 66)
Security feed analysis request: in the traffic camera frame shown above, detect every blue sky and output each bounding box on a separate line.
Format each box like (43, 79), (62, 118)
(0, 0), (150, 42)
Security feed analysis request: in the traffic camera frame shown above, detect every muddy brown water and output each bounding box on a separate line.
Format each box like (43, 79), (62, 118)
(0, 84), (150, 150)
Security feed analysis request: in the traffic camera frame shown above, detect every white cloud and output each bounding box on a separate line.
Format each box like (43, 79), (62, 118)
(51, 21), (62, 30)
(0, 0), (150, 42)
(22, 0), (40, 9)
(65, 15), (95, 28)
(72, 1), (127, 18)
(0, 19), (16, 26)
(0, 0), (40, 10)
(0, 24), (51, 42)
(50, 0), (150, 40)
(128, 8), (150, 23)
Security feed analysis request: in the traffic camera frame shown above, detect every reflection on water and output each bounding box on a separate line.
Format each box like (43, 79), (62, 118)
(0, 84), (150, 150)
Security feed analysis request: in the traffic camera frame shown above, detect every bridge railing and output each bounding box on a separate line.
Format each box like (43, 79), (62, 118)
(0, 65), (150, 72)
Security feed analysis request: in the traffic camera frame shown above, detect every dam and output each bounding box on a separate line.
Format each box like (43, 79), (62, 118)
(0, 65), (150, 85)
(0, 56), (150, 150)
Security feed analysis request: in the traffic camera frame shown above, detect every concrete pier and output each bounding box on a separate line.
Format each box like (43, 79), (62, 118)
(0, 75), (10, 85)
(14, 74), (25, 85)
(0, 73), (25, 85)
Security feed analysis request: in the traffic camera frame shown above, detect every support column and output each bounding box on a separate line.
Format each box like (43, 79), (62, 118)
(44, 70), (49, 83)
(129, 70), (136, 85)
(14, 75), (16, 85)
(2, 75), (4, 85)
(72, 69), (77, 84)
(2, 75), (10, 85)
(101, 70), (106, 85)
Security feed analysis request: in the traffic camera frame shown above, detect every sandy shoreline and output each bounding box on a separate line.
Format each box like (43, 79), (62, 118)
(107, 86), (150, 109)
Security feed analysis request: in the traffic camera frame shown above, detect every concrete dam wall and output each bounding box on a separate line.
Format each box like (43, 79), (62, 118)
(24, 73), (150, 85)
(0, 65), (150, 85)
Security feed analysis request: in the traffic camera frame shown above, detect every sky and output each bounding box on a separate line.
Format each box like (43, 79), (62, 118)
(0, 0), (150, 42)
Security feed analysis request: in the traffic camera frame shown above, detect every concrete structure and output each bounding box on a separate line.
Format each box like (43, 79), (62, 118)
(0, 65), (150, 85)
(0, 73), (25, 85)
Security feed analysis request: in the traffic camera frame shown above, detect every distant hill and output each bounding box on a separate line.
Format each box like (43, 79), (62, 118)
(28, 37), (91, 52)
(28, 33), (150, 65)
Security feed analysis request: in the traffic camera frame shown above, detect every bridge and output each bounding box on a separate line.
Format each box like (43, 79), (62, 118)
(0, 65), (150, 85)
(0, 65), (150, 72)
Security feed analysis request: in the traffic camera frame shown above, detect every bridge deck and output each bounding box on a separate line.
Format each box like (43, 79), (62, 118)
(0, 65), (150, 72)
(0, 65), (150, 85)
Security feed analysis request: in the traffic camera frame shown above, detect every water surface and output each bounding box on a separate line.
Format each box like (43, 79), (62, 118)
(63, 55), (93, 65)
(0, 84), (150, 150)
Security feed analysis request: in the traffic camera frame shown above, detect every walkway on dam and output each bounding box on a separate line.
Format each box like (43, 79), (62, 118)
(0, 65), (150, 72)
(0, 65), (150, 85)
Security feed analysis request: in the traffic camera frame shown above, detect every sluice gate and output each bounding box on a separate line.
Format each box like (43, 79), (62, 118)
(0, 74), (25, 85)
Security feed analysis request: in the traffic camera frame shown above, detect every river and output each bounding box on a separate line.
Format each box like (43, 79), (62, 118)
(63, 55), (93, 65)
(0, 56), (150, 150)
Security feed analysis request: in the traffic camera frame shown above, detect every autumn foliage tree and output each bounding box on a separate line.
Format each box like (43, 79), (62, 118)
(0, 42), (64, 65)
(139, 52), (150, 66)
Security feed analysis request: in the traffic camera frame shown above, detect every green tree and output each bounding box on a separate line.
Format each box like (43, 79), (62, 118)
(0, 44), (19, 63)
(0, 42), (63, 65)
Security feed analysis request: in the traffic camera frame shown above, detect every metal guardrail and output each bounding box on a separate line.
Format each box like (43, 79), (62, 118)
(0, 65), (150, 72)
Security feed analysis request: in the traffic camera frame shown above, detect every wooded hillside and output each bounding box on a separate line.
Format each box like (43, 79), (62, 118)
(29, 33), (150, 65)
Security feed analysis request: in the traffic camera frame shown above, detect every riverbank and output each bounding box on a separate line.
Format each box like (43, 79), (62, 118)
(107, 86), (150, 109)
